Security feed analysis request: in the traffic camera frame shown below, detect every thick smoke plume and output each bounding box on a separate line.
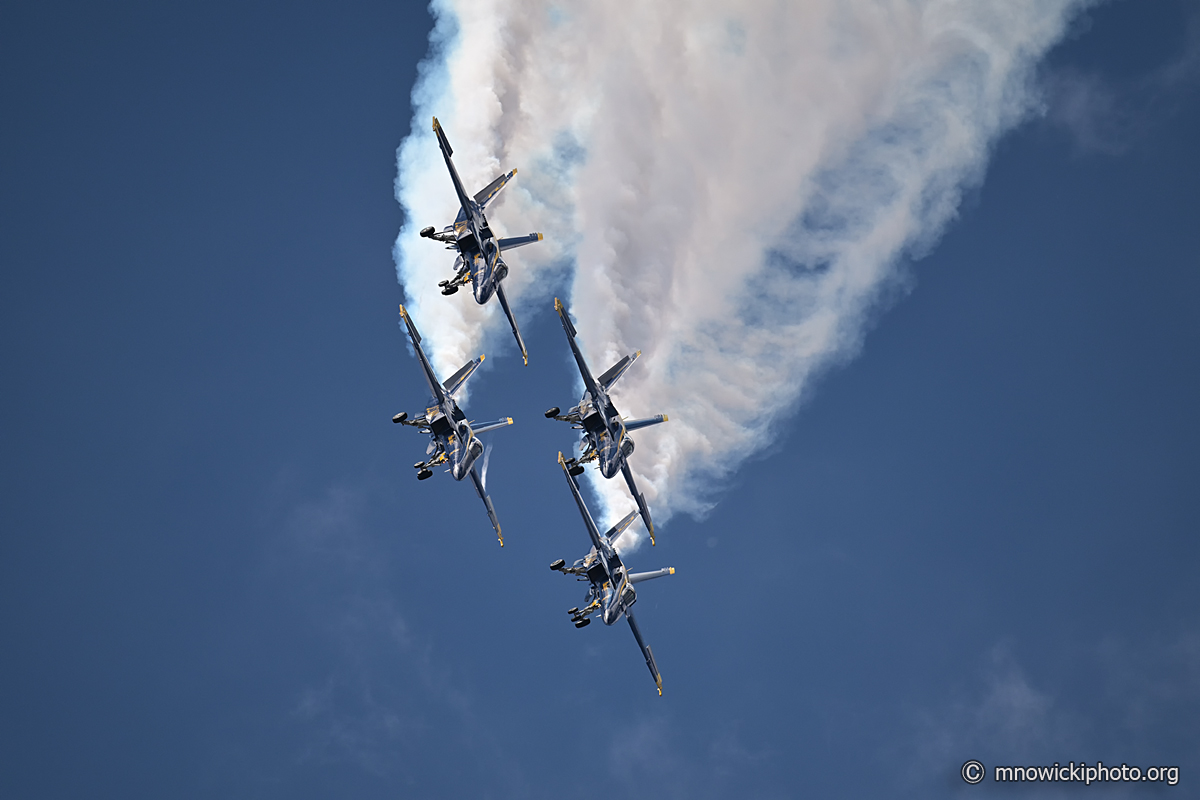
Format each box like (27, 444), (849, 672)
(395, 0), (1089, 547)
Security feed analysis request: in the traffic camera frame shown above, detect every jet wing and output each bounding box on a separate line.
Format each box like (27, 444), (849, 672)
(554, 298), (601, 400)
(559, 452), (606, 555)
(474, 168), (516, 208)
(431, 117), (480, 229)
(628, 567), (675, 584)
(496, 282), (529, 366)
(625, 611), (663, 696)
(399, 305), (446, 405)
(620, 461), (656, 546)
(497, 232), (543, 251)
(469, 464), (503, 546)
(471, 417), (514, 435)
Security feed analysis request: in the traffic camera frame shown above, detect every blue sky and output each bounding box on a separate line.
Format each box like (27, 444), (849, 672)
(2, 1), (1198, 798)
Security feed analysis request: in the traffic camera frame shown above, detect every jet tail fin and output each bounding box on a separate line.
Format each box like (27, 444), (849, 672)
(603, 509), (640, 544)
(474, 168), (516, 208)
(442, 354), (484, 397)
(598, 351), (641, 390)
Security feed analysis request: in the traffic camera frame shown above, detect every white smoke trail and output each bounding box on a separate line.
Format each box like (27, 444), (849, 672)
(395, 0), (1091, 547)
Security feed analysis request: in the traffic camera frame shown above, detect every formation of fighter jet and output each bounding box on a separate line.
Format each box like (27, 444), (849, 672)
(396, 119), (677, 693)
(550, 452), (674, 695)
(418, 117), (543, 366)
(544, 298), (669, 544)
(392, 304), (512, 545)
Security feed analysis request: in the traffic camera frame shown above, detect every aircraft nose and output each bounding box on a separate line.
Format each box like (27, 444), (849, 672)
(474, 279), (494, 304)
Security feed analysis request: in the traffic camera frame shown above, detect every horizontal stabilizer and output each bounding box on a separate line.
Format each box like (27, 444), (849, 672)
(472, 417), (514, 435)
(442, 354), (484, 397)
(474, 169), (516, 208)
(598, 351), (640, 390)
(629, 567), (675, 584)
(604, 509), (640, 543)
(624, 414), (668, 432)
(432, 116), (452, 157)
(497, 232), (543, 252)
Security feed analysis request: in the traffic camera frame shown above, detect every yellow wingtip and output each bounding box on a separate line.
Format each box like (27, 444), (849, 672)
(554, 297), (563, 311)
(506, 417), (514, 425)
(669, 567), (675, 575)
(432, 116), (440, 129)
(398, 304), (407, 317)
(479, 354), (485, 362)
(537, 232), (543, 241)
(662, 414), (669, 422)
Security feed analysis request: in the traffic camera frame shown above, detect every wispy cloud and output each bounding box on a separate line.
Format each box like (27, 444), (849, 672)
(269, 475), (530, 792)
(1043, 2), (1200, 154)
(898, 632), (1200, 796)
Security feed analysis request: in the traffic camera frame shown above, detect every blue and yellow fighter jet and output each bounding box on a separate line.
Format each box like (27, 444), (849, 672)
(392, 304), (513, 545)
(545, 298), (668, 544)
(419, 117), (543, 365)
(551, 452), (674, 695)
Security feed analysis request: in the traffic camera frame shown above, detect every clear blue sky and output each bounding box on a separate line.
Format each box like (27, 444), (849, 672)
(2, 1), (1197, 798)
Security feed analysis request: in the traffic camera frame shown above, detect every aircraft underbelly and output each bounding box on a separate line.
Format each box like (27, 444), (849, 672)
(450, 435), (483, 480)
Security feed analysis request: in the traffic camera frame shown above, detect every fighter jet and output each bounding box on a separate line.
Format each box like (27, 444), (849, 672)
(544, 298), (668, 544)
(392, 304), (513, 546)
(550, 452), (674, 696)
(418, 116), (543, 366)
